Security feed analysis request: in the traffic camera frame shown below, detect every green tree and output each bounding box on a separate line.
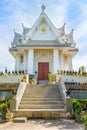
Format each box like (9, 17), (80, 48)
(79, 66), (86, 72)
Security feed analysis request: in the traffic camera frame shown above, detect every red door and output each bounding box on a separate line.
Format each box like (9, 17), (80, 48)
(38, 62), (49, 80)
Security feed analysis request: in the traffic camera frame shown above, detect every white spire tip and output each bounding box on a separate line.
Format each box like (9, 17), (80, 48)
(41, 4), (45, 12)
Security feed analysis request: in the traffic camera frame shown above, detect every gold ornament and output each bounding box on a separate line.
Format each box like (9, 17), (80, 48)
(41, 27), (46, 33)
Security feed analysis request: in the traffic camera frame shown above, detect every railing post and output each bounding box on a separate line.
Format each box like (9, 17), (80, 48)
(16, 82), (27, 110)
(58, 82), (66, 102)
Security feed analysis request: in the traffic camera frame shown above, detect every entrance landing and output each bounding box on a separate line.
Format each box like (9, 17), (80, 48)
(38, 80), (48, 84)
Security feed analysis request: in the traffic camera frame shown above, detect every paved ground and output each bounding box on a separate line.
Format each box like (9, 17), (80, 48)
(0, 119), (84, 130)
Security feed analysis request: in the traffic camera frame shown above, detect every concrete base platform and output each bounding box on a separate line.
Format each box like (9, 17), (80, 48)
(13, 117), (27, 123)
(15, 110), (66, 119)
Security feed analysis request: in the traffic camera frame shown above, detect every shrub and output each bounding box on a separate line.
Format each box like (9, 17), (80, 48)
(0, 100), (10, 120)
(84, 115), (87, 130)
(48, 73), (56, 82)
(72, 99), (83, 121)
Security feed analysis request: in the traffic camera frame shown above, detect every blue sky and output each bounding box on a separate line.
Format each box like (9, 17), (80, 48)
(0, 0), (87, 72)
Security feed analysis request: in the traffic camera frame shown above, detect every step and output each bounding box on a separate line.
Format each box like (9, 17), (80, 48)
(13, 117), (27, 123)
(19, 104), (65, 109)
(23, 93), (61, 97)
(25, 91), (60, 94)
(17, 108), (66, 111)
(26, 89), (59, 91)
(15, 109), (66, 118)
(21, 97), (62, 101)
(24, 90), (60, 94)
(20, 101), (64, 105)
(25, 86), (60, 91)
(26, 84), (58, 87)
(25, 86), (60, 89)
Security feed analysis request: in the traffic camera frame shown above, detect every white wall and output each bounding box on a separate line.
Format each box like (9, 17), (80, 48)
(53, 49), (59, 73)
(68, 56), (72, 70)
(23, 54), (28, 72)
(15, 55), (20, 72)
(60, 55), (64, 70)
(32, 23), (55, 40)
(27, 49), (34, 74)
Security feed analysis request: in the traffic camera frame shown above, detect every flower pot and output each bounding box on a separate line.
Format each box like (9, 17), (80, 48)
(50, 81), (55, 85)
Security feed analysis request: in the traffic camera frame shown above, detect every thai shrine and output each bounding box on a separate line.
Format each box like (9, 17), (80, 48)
(9, 5), (78, 80)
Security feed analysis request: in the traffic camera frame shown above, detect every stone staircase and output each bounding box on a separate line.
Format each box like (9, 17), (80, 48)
(15, 84), (66, 118)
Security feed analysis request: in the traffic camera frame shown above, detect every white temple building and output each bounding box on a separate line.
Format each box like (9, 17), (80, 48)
(9, 5), (78, 80)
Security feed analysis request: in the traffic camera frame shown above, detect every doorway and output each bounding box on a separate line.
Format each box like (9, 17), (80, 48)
(38, 62), (49, 80)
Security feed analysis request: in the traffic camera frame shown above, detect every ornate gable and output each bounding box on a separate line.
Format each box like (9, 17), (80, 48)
(25, 5), (60, 41)
(31, 19), (56, 40)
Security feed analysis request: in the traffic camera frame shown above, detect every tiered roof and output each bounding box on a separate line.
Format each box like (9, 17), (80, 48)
(10, 5), (77, 51)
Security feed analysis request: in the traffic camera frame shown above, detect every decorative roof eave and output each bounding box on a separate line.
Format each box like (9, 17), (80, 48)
(16, 44), (70, 48)
(9, 47), (18, 52)
(68, 48), (79, 52)
(15, 40), (71, 48)
(68, 48), (78, 57)
(16, 44), (76, 52)
(9, 47), (18, 58)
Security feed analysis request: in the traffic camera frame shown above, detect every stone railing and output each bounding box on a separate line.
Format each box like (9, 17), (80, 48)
(16, 82), (27, 110)
(16, 74), (29, 109)
(58, 82), (66, 102)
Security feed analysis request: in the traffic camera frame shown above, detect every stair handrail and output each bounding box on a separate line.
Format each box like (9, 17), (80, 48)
(16, 74), (29, 110)
(58, 82), (66, 102)
(16, 82), (27, 110)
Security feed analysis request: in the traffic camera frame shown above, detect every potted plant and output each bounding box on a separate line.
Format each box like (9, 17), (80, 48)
(31, 78), (37, 84)
(48, 73), (56, 84)
(6, 112), (14, 121)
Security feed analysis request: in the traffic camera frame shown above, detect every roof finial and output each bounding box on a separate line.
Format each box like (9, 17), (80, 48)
(63, 23), (66, 28)
(21, 23), (24, 29)
(70, 29), (74, 35)
(13, 29), (16, 33)
(41, 4), (45, 12)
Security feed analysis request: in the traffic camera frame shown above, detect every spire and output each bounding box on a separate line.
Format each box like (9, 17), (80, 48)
(13, 29), (16, 33)
(58, 23), (66, 35)
(70, 29), (74, 35)
(63, 23), (66, 30)
(41, 4), (46, 13)
(21, 23), (25, 29)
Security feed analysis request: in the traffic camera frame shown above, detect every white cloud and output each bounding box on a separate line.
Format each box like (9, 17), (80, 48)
(74, 3), (87, 42)
(46, 0), (69, 27)
(71, 2), (87, 70)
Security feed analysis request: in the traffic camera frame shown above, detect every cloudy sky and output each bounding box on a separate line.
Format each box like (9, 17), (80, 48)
(0, 0), (87, 72)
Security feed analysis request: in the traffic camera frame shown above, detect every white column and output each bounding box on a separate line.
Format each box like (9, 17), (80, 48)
(20, 56), (23, 71)
(53, 49), (59, 73)
(23, 54), (27, 72)
(60, 55), (64, 70)
(68, 56), (72, 70)
(27, 49), (34, 74)
(15, 55), (20, 72)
